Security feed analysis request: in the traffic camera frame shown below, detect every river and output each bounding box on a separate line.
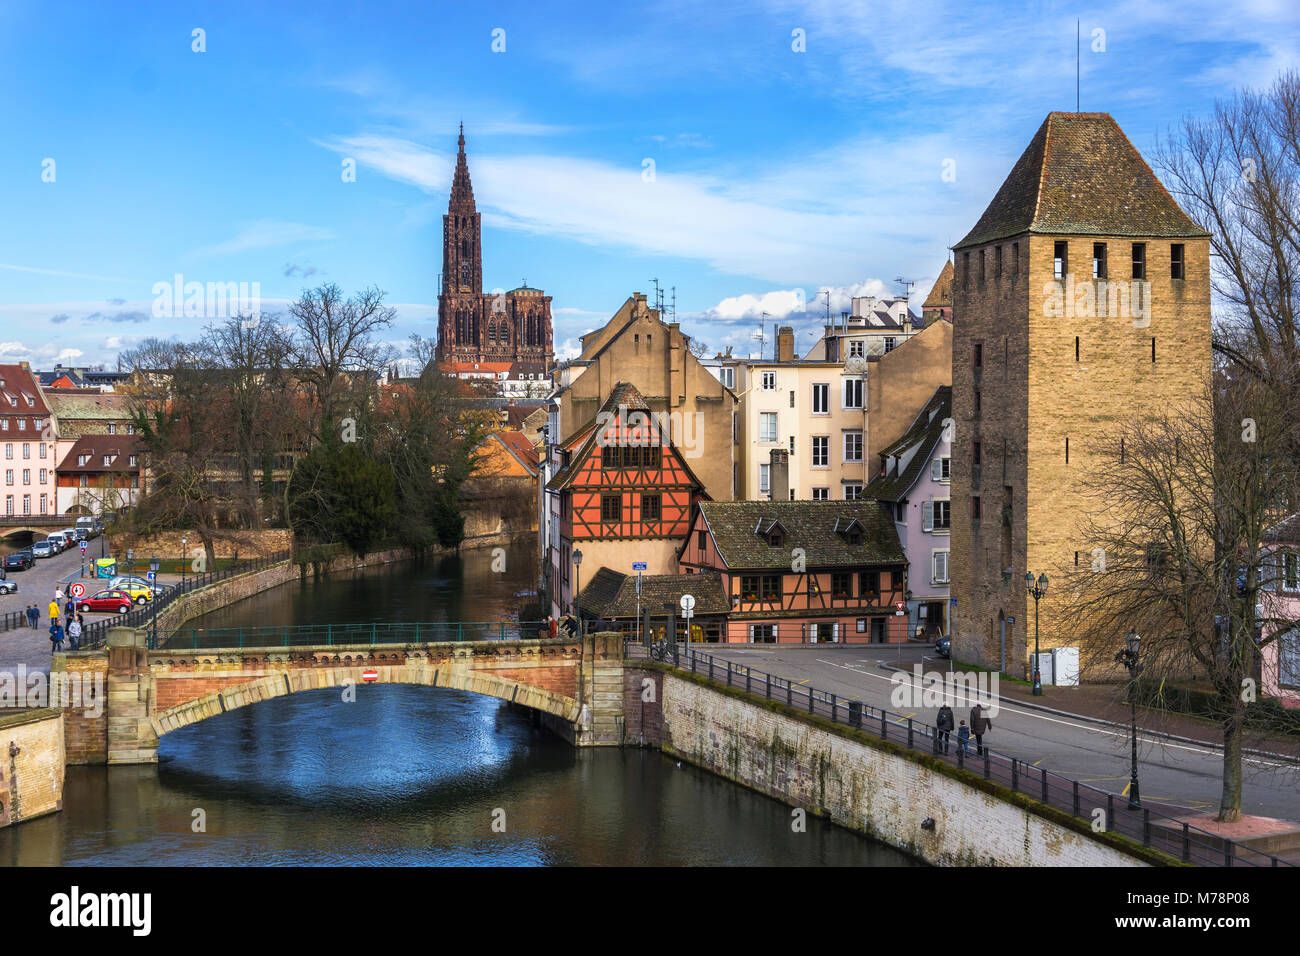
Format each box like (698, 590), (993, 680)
(0, 541), (916, 866)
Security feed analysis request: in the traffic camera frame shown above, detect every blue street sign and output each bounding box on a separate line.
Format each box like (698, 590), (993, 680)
(79, 541), (87, 554)
(949, 597), (956, 607)
(633, 562), (647, 571)
(146, 571), (157, 583)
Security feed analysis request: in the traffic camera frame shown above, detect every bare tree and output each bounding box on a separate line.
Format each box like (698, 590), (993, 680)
(287, 283), (396, 441)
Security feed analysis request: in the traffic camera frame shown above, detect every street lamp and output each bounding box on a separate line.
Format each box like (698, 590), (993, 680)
(1115, 629), (1142, 809)
(149, 555), (160, 648)
(572, 549), (583, 632)
(1025, 571), (1048, 696)
(181, 535), (187, 587)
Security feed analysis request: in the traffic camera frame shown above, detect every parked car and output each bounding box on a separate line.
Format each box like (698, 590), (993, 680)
(109, 575), (166, 597)
(2, 551), (34, 572)
(76, 589), (135, 614)
(45, 533), (68, 553)
(106, 580), (153, 604)
(0, 579), (16, 595)
(58, 529), (79, 547)
(31, 541), (55, 559)
(934, 636), (951, 659)
(75, 516), (102, 539)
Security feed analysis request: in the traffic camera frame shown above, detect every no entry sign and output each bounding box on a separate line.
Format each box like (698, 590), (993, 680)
(362, 670), (379, 683)
(69, 583), (86, 598)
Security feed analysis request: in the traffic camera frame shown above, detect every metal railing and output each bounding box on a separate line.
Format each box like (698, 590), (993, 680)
(152, 620), (550, 650)
(638, 641), (1294, 868)
(79, 550), (292, 650)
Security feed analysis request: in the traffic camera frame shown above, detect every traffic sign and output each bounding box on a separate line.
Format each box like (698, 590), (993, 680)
(680, 594), (696, 613)
(79, 542), (87, 554)
(146, 571), (157, 583)
(362, 670), (379, 683)
(632, 562), (647, 571)
(895, 601), (906, 611)
(69, 583), (85, 598)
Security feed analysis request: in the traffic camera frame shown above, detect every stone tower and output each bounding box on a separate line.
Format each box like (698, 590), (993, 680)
(434, 125), (554, 376)
(948, 112), (1211, 675)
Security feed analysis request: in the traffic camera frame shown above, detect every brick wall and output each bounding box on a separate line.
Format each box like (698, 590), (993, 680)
(623, 666), (664, 745)
(0, 709), (65, 826)
(51, 653), (108, 765)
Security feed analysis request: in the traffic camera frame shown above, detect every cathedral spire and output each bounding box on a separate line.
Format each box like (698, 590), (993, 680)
(451, 122), (474, 207)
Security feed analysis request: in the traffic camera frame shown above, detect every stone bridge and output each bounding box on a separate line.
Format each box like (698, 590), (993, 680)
(0, 515), (67, 539)
(55, 626), (625, 764)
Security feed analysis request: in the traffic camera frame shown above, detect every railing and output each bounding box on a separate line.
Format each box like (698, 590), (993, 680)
(78, 550), (293, 649)
(152, 620), (550, 650)
(638, 641), (1294, 868)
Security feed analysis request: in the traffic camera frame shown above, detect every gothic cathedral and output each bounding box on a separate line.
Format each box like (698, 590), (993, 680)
(434, 125), (554, 376)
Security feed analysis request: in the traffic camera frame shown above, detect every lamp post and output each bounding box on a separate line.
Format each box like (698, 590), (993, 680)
(1024, 571), (1048, 695)
(149, 555), (160, 648)
(572, 549), (583, 632)
(1115, 629), (1142, 809)
(181, 535), (187, 588)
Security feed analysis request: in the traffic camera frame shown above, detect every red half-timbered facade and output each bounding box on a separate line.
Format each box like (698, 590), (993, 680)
(679, 499), (910, 644)
(547, 382), (709, 618)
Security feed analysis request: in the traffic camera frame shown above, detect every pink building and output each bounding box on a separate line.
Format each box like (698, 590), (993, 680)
(0, 363), (58, 519)
(1262, 516), (1300, 709)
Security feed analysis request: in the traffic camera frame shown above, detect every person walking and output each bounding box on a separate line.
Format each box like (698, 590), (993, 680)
(26, 604), (40, 629)
(66, 615), (82, 652)
(47, 597), (60, 625)
(935, 702), (955, 755)
(957, 720), (971, 756)
(49, 618), (64, 653)
(55, 585), (64, 604)
(970, 702), (993, 756)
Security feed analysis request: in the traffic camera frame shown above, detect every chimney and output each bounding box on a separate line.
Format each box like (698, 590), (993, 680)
(769, 448), (790, 501)
(776, 326), (795, 363)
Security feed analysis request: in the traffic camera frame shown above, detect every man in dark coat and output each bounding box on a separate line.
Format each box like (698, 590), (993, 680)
(935, 703), (955, 754)
(970, 703), (992, 755)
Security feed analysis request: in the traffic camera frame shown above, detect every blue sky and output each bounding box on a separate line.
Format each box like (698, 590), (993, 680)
(1, 0), (1296, 368)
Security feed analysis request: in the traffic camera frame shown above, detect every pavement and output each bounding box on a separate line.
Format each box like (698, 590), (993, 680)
(0, 541), (181, 672)
(692, 642), (1300, 823)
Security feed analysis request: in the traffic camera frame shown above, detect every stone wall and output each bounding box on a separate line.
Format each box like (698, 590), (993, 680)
(109, 528), (292, 560)
(0, 709), (64, 827)
(634, 664), (1166, 866)
(51, 653), (108, 765)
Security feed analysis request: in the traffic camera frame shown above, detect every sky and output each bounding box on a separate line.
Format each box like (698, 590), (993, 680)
(1, 0), (1297, 369)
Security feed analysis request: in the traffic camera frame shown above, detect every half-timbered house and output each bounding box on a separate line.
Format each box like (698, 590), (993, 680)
(547, 382), (710, 618)
(678, 500), (909, 643)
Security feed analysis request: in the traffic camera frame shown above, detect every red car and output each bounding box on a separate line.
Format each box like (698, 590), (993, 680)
(77, 589), (135, 614)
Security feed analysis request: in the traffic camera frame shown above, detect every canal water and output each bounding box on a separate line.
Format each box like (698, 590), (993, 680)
(0, 542), (917, 866)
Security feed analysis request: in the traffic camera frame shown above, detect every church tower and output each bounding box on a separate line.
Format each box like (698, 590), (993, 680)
(434, 125), (554, 377)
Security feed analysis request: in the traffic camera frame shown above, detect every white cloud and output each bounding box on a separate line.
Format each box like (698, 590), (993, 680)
(192, 220), (337, 259)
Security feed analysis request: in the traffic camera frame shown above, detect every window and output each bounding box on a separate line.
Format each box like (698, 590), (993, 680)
(972, 442), (982, 466)
(760, 413), (778, 442)
(1152, 337), (1157, 363)
(848, 340), (864, 358)
(22, 495), (30, 515)
(1011, 241), (1019, 274)
(843, 378), (863, 408)
(895, 501), (905, 522)
(38, 469), (45, 483)
(1066, 436), (1070, 463)
(788, 390), (795, 408)
(843, 484), (863, 500)
(1093, 242), (1107, 279)
(21, 444), (29, 459)
(974, 389), (981, 415)
(1075, 336), (1080, 362)
(788, 435), (795, 455)
(601, 445), (619, 469)
(78, 454), (90, 466)
(17, 419), (25, 430)
(39, 443), (45, 458)
(600, 495), (622, 522)
(0, 421), (6, 431)
(758, 464), (770, 494)
(128, 455), (138, 467)
(971, 496), (982, 520)
(925, 499), (950, 529)
(741, 575), (781, 602)
(979, 249), (986, 283)
(995, 245), (1003, 277)
(1132, 243), (1146, 280)
(641, 493), (661, 521)
(1285, 552), (1299, 591)
(812, 436), (829, 468)
(1054, 241), (1068, 280)
(3, 470), (9, 485)
(812, 487), (829, 501)
(1171, 243), (1185, 280)
(697, 529), (707, 551)
(860, 570), (879, 596)
(883, 337), (897, 353)
(843, 431), (863, 462)
(831, 572), (852, 599)
(107, 423), (116, 435)
(720, 367), (735, 389)
(973, 342), (983, 369)
(102, 455), (112, 467)
(812, 383), (829, 415)
(749, 623), (777, 643)
(962, 251), (971, 290)
(931, 457), (951, 481)
(761, 371), (776, 391)
(932, 550), (950, 584)
(22, 469), (30, 485)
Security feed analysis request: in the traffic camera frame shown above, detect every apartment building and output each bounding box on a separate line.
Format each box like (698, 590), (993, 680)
(0, 363), (58, 517)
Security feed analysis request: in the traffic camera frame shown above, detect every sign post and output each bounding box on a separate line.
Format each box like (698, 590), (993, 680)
(633, 562), (647, 646)
(680, 593), (696, 653)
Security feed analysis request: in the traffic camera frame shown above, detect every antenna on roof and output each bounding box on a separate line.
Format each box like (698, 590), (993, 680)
(895, 276), (916, 299)
(669, 286), (676, 324)
(649, 278), (664, 316)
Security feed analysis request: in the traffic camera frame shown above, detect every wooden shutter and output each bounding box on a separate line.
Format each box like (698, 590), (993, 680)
(931, 458), (942, 481)
(922, 500), (933, 532)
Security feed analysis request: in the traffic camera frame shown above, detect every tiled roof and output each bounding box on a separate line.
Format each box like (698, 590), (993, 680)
(42, 390), (131, 421)
(696, 500), (904, 570)
(58, 434), (143, 473)
(0, 364), (50, 417)
(923, 261), (954, 308)
(867, 386), (951, 502)
(493, 430), (539, 475)
(954, 112), (1209, 250)
(579, 568), (730, 619)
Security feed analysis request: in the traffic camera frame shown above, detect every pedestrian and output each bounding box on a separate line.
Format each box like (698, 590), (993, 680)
(49, 619), (64, 653)
(970, 702), (993, 756)
(65, 597), (76, 622)
(67, 616), (82, 652)
(548, 616), (558, 640)
(55, 585), (64, 603)
(957, 720), (971, 756)
(47, 598), (59, 624)
(935, 702), (955, 754)
(27, 604), (40, 629)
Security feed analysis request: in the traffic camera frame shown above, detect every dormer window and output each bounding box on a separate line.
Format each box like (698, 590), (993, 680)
(834, 516), (865, 545)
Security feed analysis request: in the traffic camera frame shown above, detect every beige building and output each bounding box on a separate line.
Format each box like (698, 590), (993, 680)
(735, 323), (951, 501)
(949, 112), (1212, 675)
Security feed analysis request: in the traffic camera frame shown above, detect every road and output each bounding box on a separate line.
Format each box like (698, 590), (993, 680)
(697, 643), (1300, 822)
(0, 539), (179, 672)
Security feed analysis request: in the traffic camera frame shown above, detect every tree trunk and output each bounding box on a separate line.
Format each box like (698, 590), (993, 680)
(1218, 706), (1244, 822)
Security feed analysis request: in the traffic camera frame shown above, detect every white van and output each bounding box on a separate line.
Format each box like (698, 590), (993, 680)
(75, 516), (102, 538)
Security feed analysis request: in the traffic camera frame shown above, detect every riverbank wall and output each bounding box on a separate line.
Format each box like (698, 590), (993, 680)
(0, 709), (65, 828)
(623, 660), (1174, 867)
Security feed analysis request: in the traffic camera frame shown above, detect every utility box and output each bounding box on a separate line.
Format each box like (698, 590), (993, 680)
(1052, 647), (1080, 687)
(1032, 652), (1054, 687)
